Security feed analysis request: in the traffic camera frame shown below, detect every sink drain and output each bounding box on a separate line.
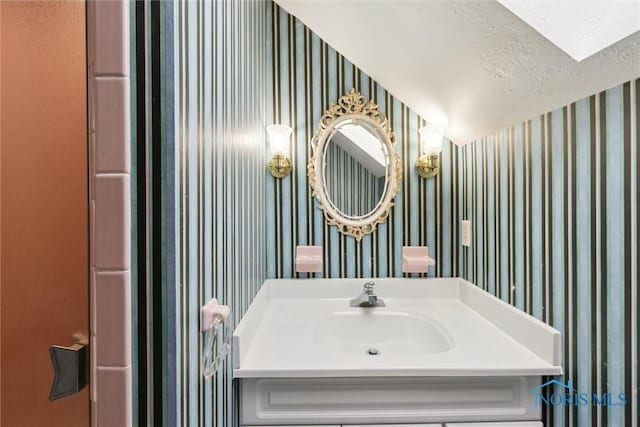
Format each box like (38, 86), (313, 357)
(367, 347), (380, 356)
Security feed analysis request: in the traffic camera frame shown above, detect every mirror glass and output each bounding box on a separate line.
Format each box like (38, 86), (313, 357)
(322, 118), (389, 219)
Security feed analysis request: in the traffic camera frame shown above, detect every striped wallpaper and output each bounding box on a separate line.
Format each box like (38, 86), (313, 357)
(460, 80), (639, 427)
(266, 3), (461, 280)
(172, 2), (638, 427)
(174, 1), (268, 426)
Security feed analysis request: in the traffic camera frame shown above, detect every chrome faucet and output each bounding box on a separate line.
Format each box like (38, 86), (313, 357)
(349, 281), (385, 308)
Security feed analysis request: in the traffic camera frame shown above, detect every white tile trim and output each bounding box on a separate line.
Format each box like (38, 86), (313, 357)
(87, 1), (132, 425)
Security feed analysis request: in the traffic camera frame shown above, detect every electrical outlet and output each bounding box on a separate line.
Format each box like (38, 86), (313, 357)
(461, 220), (471, 247)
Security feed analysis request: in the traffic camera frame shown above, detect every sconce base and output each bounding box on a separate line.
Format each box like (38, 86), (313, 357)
(416, 154), (440, 178)
(269, 154), (292, 178)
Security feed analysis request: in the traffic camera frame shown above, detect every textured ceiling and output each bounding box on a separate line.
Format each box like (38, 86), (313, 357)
(497, 0), (640, 61)
(275, 0), (640, 144)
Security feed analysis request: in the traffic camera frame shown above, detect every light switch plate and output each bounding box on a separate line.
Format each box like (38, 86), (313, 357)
(461, 220), (471, 247)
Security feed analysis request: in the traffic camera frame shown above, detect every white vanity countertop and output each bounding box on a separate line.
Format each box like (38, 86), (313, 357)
(233, 278), (562, 378)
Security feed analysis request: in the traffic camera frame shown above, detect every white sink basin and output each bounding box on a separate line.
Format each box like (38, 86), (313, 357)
(313, 310), (452, 355)
(233, 278), (563, 378)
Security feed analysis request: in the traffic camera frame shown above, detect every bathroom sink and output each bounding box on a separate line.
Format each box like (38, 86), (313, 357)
(233, 278), (563, 378)
(313, 310), (452, 355)
(235, 278), (563, 425)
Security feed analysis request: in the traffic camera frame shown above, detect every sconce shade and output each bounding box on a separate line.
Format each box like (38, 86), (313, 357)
(419, 125), (444, 155)
(267, 124), (292, 156)
(267, 124), (293, 178)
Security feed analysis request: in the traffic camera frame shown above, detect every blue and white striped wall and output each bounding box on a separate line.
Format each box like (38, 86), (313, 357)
(460, 80), (639, 427)
(174, 1), (268, 426)
(173, 2), (638, 426)
(266, 3), (461, 280)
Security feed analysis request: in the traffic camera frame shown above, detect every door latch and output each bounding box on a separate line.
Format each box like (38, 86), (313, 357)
(49, 334), (88, 400)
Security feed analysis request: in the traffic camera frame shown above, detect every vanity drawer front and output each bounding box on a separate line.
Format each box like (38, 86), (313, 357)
(241, 425), (440, 427)
(351, 424), (442, 426)
(240, 377), (541, 425)
(445, 423), (542, 427)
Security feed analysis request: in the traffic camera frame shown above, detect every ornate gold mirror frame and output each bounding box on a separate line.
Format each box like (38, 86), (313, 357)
(308, 89), (402, 240)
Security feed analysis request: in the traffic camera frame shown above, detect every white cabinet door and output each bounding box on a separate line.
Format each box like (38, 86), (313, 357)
(446, 422), (542, 427)
(350, 424), (442, 427)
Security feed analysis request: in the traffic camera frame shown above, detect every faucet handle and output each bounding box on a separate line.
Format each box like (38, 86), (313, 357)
(364, 281), (375, 292)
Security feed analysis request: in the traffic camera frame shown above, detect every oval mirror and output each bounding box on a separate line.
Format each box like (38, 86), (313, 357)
(308, 89), (402, 240)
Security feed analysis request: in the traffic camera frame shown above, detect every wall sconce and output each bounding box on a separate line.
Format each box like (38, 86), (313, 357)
(267, 124), (293, 178)
(416, 125), (444, 178)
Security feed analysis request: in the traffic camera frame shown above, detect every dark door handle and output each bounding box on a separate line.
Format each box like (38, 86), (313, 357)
(49, 335), (88, 401)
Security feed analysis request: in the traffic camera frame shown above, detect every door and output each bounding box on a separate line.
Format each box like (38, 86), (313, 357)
(1, 1), (89, 426)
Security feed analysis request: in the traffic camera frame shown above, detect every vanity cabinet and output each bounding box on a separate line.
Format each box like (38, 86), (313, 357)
(248, 423), (541, 427)
(239, 376), (543, 426)
(243, 423), (541, 427)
